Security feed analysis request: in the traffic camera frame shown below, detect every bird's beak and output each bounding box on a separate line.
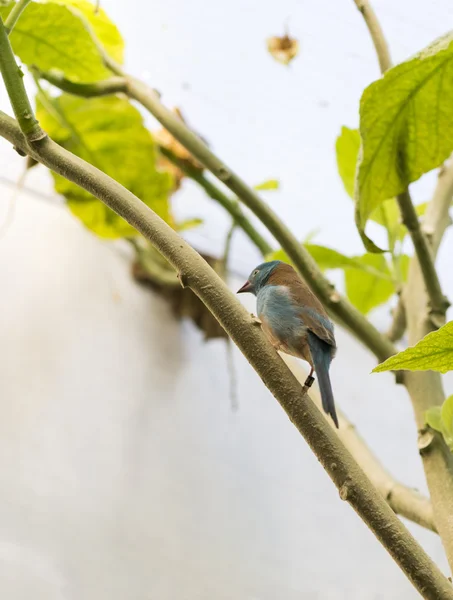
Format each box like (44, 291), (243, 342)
(237, 280), (252, 294)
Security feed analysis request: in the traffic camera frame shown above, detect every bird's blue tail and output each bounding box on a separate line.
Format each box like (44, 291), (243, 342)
(307, 332), (339, 428)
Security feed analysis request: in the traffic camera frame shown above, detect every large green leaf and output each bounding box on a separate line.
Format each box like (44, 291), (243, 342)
(345, 253), (395, 314)
(356, 32), (453, 247)
(6, 1), (109, 82)
(335, 126), (428, 248)
(36, 94), (173, 238)
(373, 320), (453, 373)
(45, 0), (124, 63)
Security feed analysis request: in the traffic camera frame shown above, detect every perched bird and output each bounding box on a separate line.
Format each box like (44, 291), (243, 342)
(237, 260), (338, 428)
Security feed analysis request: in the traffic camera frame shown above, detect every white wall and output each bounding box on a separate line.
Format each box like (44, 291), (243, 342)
(0, 0), (452, 598)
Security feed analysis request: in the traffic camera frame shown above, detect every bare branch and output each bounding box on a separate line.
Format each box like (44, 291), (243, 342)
(0, 113), (451, 597)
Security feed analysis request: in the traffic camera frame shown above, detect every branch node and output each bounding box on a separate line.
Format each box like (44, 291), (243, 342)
(418, 428), (435, 454)
(177, 271), (188, 288)
(217, 166), (231, 181)
(339, 480), (351, 501)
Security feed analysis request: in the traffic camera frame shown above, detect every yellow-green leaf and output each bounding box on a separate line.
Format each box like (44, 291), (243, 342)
(254, 179), (280, 191)
(345, 253), (394, 314)
(7, 1), (109, 82)
(335, 126), (360, 199)
(45, 0), (124, 63)
(176, 218), (203, 231)
(425, 406), (443, 432)
(441, 394), (453, 436)
(36, 94), (173, 238)
(356, 32), (453, 247)
(373, 320), (453, 374)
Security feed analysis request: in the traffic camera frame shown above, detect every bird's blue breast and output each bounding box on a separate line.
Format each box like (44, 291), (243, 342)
(257, 284), (306, 351)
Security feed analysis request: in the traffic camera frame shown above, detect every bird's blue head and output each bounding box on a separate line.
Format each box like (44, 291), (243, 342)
(237, 260), (282, 296)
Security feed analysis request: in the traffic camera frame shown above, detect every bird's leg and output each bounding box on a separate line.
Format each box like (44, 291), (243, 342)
(304, 367), (315, 388)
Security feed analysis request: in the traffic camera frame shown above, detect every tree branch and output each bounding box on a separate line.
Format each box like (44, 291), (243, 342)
(33, 68), (273, 258)
(33, 67), (397, 364)
(0, 17), (44, 140)
(353, 0), (453, 570)
(0, 112), (450, 598)
(397, 189), (449, 322)
(4, 0), (32, 34)
(402, 159), (453, 570)
(352, 0), (391, 72)
(353, 0), (449, 323)
(159, 145), (273, 257)
(385, 295), (407, 343)
(282, 355), (437, 533)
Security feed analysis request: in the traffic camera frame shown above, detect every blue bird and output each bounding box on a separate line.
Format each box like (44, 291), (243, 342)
(237, 260), (339, 428)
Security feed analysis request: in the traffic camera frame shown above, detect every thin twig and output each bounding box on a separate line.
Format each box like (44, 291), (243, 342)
(4, 0), (32, 34)
(385, 295), (407, 343)
(159, 146), (273, 257)
(352, 0), (391, 72)
(396, 190), (449, 323)
(0, 113), (451, 597)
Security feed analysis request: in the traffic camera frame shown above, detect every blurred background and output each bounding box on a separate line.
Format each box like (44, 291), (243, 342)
(0, 0), (452, 598)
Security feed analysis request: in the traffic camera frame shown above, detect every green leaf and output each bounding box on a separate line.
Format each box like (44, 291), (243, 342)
(6, 1), (110, 82)
(335, 126), (360, 198)
(441, 395), (453, 436)
(345, 253), (395, 314)
(254, 179), (279, 191)
(36, 94), (173, 238)
(425, 407), (443, 433)
(373, 320), (453, 373)
(46, 0), (124, 63)
(356, 32), (453, 246)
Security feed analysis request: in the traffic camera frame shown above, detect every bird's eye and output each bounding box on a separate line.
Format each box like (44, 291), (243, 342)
(253, 270), (258, 276)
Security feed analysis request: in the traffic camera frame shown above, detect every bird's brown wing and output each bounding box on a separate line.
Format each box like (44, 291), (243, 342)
(290, 280), (336, 350)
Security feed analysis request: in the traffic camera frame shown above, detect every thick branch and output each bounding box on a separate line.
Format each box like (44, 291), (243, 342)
(282, 356), (436, 533)
(0, 113), (450, 597)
